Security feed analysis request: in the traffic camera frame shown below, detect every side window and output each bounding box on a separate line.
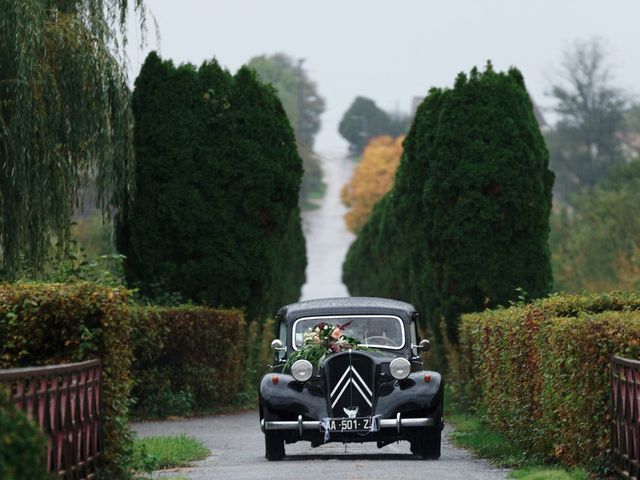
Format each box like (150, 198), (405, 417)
(410, 320), (419, 356)
(278, 320), (287, 361)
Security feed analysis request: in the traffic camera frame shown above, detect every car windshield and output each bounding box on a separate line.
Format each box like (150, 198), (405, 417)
(292, 315), (405, 350)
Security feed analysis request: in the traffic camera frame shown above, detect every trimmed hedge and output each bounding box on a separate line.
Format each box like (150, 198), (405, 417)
(0, 283), (132, 479)
(0, 387), (49, 480)
(130, 306), (246, 417)
(456, 292), (640, 470)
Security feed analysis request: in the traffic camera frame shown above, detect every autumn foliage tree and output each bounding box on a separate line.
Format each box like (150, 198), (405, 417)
(341, 135), (404, 233)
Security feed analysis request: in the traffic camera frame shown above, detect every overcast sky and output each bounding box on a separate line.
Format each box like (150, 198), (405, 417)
(126, 0), (639, 152)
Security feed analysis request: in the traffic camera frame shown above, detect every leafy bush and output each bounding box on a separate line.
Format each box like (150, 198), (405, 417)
(0, 387), (49, 480)
(130, 306), (246, 417)
(456, 292), (640, 470)
(343, 64), (553, 347)
(0, 282), (132, 479)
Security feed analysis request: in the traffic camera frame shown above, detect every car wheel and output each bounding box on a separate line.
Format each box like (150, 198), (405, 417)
(411, 405), (442, 460)
(263, 406), (285, 461)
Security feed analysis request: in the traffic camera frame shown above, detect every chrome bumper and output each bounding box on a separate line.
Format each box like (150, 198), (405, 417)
(261, 413), (436, 436)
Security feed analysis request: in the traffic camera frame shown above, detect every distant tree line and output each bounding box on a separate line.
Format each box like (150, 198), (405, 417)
(343, 65), (553, 344)
(117, 52), (306, 319)
(546, 38), (637, 205)
(247, 53), (327, 209)
(546, 38), (640, 292)
(339, 96), (412, 154)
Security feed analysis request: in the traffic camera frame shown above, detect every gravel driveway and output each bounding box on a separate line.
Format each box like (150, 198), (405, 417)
(132, 410), (509, 479)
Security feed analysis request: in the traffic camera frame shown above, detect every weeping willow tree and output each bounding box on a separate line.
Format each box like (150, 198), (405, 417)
(0, 0), (146, 279)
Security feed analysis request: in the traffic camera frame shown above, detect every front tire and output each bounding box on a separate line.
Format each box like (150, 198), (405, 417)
(263, 406), (285, 461)
(410, 405), (442, 460)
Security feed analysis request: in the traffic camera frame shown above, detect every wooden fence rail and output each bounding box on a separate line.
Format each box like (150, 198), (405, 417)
(612, 355), (640, 480)
(0, 359), (102, 480)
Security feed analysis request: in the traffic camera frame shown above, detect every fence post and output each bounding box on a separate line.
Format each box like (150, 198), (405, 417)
(611, 355), (640, 480)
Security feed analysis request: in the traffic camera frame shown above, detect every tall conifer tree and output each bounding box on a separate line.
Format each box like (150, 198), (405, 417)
(118, 53), (306, 318)
(343, 64), (553, 343)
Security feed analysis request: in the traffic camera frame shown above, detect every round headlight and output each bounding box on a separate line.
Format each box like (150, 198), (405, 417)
(389, 357), (411, 380)
(291, 359), (313, 382)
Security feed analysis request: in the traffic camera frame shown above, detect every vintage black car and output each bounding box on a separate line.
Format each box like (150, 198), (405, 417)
(259, 297), (444, 460)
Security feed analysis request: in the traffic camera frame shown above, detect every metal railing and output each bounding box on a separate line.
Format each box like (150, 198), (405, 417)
(612, 355), (640, 480)
(0, 359), (102, 480)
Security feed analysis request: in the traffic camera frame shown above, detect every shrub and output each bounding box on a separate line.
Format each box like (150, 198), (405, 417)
(456, 292), (640, 470)
(343, 64), (553, 346)
(0, 282), (132, 479)
(130, 306), (246, 417)
(0, 387), (49, 480)
(117, 52), (306, 320)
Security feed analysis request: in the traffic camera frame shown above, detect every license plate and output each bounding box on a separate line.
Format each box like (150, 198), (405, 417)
(323, 417), (373, 432)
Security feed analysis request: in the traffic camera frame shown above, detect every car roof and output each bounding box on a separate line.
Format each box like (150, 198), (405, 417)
(277, 297), (416, 323)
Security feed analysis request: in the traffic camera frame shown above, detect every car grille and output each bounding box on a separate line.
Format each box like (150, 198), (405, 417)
(324, 351), (375, 417)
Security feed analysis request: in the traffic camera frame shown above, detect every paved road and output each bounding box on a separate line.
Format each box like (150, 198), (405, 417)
(300, 152), (357, 300)
(132, 411), (509, 479)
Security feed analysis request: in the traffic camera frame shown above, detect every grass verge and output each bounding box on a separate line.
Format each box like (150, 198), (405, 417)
(446, 388), (587, 479)
(132, 434), (209, 472)
(510, 468), (588, 480)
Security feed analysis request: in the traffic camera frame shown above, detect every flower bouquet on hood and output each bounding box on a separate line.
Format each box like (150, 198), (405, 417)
(286, 321), (367, 371)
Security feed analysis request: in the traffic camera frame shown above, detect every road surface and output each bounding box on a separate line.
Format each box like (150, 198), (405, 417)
(133, 411), (509, 479)
(300, 152), (356, 300)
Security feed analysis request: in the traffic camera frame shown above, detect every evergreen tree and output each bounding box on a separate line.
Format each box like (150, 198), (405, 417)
(118, 53), (306, 319)
(420, 65), (553, 342)
(343, 65), (554, 344)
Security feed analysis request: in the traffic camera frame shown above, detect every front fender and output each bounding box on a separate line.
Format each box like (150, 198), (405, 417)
(259, 371), (443, 421)
(259, 373), (328, 420)
(374, 371), (443, 418)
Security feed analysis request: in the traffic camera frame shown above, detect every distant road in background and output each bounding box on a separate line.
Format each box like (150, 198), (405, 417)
(300, 153), (357, 300)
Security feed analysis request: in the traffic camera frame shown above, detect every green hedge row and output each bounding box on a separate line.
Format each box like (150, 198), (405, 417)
(130, 306), (246, 417)
(0, 283), (132, 479)
(455, 292), (640, 470)
(0, 283), (250, 477)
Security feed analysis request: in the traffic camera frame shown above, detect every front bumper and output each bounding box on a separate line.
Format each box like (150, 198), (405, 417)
(261, 413), (436, 436)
